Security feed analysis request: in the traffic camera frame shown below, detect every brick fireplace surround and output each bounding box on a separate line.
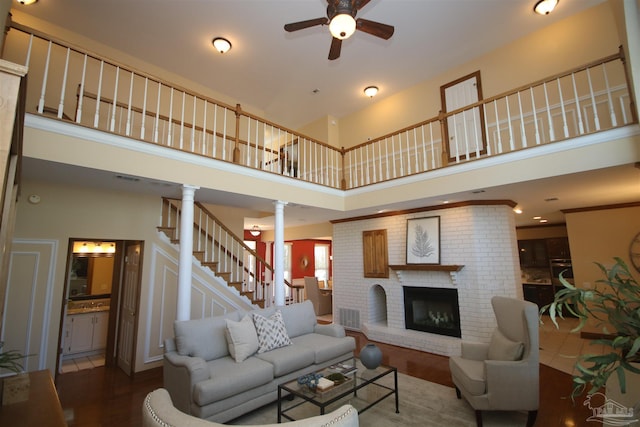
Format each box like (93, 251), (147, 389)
(332, 203), (522, 357)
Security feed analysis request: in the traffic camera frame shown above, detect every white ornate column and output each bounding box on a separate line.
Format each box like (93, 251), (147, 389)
(177, 184), (199, 321)
(273, 200), (288, 306)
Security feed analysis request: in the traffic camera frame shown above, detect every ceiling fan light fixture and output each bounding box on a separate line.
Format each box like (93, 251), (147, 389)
(534, 0), (558, 15)
(329, 14), (356, 40)
(364, 86), (379, 98)
(249, 225), (261, 237)
(212, 37), (232, 54)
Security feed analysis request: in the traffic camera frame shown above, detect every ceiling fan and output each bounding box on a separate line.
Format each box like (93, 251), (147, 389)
(284, 0), (394, 60)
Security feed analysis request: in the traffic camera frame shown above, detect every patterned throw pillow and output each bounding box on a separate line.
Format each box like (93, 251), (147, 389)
(253, 310), (292, 353)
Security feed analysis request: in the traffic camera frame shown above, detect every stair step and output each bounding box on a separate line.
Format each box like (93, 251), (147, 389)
(202, 261), (218, 270)
(193, 251), (205, 262)
(157, 226), (176, 240)
(216, 272), (231, 282)
(253, 299), (265, 309)
(241, 290), (254, 298)
(230, 282), (243, 292)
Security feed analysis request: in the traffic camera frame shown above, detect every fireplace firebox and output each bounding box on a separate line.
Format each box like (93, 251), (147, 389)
(403, 287), (461, 338)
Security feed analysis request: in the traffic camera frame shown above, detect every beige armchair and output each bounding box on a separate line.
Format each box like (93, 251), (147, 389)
(304, 276), (332, 316)
(449, 296), (539, 427)
(143, 388), (358, 427)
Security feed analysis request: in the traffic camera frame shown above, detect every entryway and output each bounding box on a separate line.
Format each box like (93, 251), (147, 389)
(57, 239), (143, 377)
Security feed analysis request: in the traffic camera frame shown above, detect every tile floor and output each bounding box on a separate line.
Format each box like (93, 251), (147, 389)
(60, 353), (106, 373)
(539, 314), (607, 375)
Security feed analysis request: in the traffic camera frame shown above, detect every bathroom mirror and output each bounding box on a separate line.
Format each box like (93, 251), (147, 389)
(68, 242), (116, 299)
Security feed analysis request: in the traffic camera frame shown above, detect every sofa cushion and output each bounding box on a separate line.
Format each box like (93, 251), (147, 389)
(255, 344), (315, 376)
(291, 333), (356, 364)
(225, 315), (259, 363)
(253, 310), (293, 353)
(278, 300), (317, 338)
(193, 356), (273, 405)
(488, 329), (524, 361)
(174, 311), (241, 361)
(449, 356), (486, 396)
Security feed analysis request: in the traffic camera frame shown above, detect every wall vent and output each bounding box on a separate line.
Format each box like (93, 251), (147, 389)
(338, 308), (360, 329)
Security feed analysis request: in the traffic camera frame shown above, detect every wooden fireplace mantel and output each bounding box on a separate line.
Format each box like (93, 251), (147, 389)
(389, 264), (464, 272)
(389, 264), (464, 285)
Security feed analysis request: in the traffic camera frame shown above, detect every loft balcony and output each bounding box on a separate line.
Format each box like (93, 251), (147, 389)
(3, 22), (638, 196)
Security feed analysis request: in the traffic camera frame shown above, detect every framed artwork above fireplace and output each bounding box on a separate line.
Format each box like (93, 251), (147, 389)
(406, 216), (440, 265)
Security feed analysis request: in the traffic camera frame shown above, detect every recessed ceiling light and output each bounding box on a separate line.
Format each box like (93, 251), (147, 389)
(471, 189), (485, 194)
(513, 208), (523, 214)
(539, 219), (548, 223)
(533, 216), (542, 220)
(18, 0), (38, 4)
(544, 197), (559, 202)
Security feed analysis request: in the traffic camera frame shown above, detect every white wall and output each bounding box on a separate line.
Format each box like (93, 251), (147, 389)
(6, 179), (253, 374)
(332, 203), (521, 356)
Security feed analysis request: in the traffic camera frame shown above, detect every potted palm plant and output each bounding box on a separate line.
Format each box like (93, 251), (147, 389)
(0, 342), (30, 405)
(0, 342), (27, 374)
(541, 257), (640, 399)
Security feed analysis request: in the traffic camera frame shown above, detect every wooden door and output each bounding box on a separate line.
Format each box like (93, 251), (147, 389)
(117, 242), (141, 376)
(441, 71), (486, 162)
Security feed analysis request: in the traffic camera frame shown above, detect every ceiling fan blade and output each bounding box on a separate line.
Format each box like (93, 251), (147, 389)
(356, 0), (372, 10)
(356, 18), (394, 40)
(284, 17), (329, 32)
(328, 37), (342, 60)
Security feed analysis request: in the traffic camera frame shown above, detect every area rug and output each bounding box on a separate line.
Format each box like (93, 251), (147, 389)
(229, 372), (529, 426)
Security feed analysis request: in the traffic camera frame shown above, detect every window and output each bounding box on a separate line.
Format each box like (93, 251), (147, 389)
(314, 244), (330, 282)
(243, 240), (256, 287)
(284, 243), (292, 297)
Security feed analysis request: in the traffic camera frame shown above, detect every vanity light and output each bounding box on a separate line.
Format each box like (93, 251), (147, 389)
(534, 0), (558, 15)
(364, 86), (379, 98)
(212, 37), (232, 54)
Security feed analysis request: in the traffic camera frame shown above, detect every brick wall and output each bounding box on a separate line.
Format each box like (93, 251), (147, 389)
(332, 203), (521, 356)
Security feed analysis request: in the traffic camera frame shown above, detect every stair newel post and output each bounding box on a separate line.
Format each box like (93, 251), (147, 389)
(233, 103), (242, 164)
(177, 184), (199, 321)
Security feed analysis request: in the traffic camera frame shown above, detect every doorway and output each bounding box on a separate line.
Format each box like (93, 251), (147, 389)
(57, 239), (143, 377)
(440, 71), (487, 162)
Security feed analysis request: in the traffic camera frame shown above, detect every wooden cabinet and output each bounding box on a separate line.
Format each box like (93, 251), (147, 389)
(518, 239), (548, 267)
(546, 237), (571, 259)
(64, 311), (109, 354)
(523, 284), (555, 308)
(362, 229), (389, 278)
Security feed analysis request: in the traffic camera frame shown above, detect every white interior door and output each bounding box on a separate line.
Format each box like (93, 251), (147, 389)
(443, 73), (484, 160)
(117, 242), (141, 376)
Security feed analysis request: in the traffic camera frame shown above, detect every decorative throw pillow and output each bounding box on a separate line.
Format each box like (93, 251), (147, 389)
(487, 329), (524, 361)
(224, 315), (259, 363)
(253, 310), (292, 353)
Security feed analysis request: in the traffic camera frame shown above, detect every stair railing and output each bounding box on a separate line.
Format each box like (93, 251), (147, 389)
(160, 197), (293, 307)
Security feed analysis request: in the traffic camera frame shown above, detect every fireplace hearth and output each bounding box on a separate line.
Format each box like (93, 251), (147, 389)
(403, 287), (461, 338)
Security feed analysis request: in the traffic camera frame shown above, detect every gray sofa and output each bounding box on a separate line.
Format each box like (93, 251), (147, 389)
(163, 300), (356, 423)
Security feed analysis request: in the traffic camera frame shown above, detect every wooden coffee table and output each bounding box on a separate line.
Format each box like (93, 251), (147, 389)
(277, 357), (399, 422)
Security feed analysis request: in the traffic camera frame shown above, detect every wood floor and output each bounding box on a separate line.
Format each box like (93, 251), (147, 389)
(56, 331), (598, 427)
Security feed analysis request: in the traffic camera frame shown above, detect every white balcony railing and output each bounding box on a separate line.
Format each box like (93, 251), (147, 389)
(3, 22), (636, 191)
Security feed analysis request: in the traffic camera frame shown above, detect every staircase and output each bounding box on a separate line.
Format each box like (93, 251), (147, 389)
(158, 197), (284, 308)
